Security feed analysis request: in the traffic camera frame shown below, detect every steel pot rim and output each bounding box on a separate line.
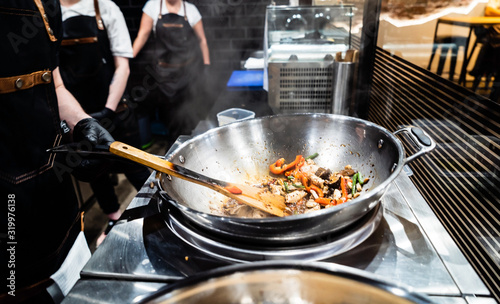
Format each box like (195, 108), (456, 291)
(137, 260), (435, 304)
(159, 113), (408, 223)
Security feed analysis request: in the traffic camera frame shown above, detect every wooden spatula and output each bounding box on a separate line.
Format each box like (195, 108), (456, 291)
(109, 141), (287, 217)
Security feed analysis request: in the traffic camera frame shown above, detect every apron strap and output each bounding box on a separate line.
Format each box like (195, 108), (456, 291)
(183, 1), (188, 22)
(159, 0), (188, 22)
(81, 211), (85, 232)
(61, 36), (98, 46)
(159, 0), (162, 19)
(61, 1), (104, 46)
(0, 70), (52, 94)
(33, 0), (57, 41)
(93, 0), (104, 30)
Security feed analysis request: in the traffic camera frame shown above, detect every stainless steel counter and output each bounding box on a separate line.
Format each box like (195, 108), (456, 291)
(62, 146), (494, 303)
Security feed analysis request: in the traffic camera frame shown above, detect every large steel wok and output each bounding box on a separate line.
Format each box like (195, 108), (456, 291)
(138, 261), (434, 304)
(158, 114), (435, 244)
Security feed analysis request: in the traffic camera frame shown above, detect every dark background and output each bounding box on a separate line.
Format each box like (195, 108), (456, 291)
(119, 0), (290, 105)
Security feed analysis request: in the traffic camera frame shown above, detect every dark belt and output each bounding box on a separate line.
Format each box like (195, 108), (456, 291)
(158, 56), (195, 69)
(61, 36), (98, 46)
(0, 70), (52, 94)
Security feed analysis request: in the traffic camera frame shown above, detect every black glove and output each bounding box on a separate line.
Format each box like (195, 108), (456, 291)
(70, 118), (115, 181)
(203, 64), (210, 78)
(73, 118), (115, 149)
(90, 107), (116, 130)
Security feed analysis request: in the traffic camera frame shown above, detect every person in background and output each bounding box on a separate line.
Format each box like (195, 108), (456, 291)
(132, 0), (210, 145)
(483, 0), (500, 27)
(484, 0), (500, 101)
(0, 0), (114, 302)
(58, 0), (151, 244)
(469, 0), (500, 100)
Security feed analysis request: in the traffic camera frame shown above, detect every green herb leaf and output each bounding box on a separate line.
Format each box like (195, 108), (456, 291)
(358, 172), (363, 185)
(305, 152), (319, 160)
(351, 173), (358, 196)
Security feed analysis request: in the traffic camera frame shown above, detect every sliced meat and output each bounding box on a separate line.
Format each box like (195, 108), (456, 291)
(339, 168), (356, 176)
(315, 167), (331, 179)
(300, 164), (320, 178)
(285, 190), (308, 204)
(223, 199), (270, 218)
(269, 183), (283, 196)
(309, 174), (325, 188)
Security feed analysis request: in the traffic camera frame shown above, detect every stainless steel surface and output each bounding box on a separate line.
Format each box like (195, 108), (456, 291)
(62, 281), (474, 304)
(268, 61), (334, 113)
(63, 280), (165, 303)
(332, 61), (356, 115)
(464, 297), (498, 304)
(393, 126), (436, 163)
(394, 175), (490, 296)
(63, 173), (491, 303)
(163, 201), (383, 262)
(138, 261), (434, 304)
(264, 5), (354, 114)
(62, 135), (492, 303)
(159, 114), (434, 244)
(430, 298), (467, 304)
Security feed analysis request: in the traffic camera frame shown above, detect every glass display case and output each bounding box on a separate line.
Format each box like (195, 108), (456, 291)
(265, 5), (354, 61)
(265, 5), (356, 114)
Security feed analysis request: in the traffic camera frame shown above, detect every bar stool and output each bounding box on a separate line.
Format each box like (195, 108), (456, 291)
(427, 36), (468, 81)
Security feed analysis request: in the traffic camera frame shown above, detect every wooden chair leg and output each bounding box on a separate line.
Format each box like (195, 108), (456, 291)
(437, 45), (450, 76)
(449, 44), (459, 81)
(472, 76), (482, 92)
(427, 44), (439, 70)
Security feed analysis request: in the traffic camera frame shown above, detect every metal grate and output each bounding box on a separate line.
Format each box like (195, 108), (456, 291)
(279, 67), (333, 78)
(279, 90), (332, 100)
(268, 62), (334, 113)
(369, 48), (500, 302)
(279, 100), (330, 110)
(279, 78), (332, 89)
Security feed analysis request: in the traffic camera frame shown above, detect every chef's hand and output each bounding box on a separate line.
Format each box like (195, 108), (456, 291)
(90, 107), (116, 130)
(70, 118), (115, 181)
(73, 117), (115, 149)
(202, 64), (210, 78)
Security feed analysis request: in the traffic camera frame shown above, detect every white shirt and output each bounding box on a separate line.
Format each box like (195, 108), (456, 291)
(142, 0), (202, 30)
(61, 0), (133, 58)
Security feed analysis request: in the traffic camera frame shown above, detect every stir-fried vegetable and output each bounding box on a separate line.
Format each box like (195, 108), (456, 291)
(339, 176), (349, 204)
(267, 154), (368, 215)
(225, 185), (242, 194)
(222, 154), (370, 217)
(351, 173), (358, 196)
(305, 152), (319, 160)
(315, 197), (333, 205)
(269, 155), (303, 175)
(357, 172), (364, 185)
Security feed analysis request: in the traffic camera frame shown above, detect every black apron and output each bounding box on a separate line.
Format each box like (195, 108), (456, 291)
(58, 0), (115, 113)
(0, 0), (80, 296)
(0, 0), (61, 184)
(154, 0), (203, 98)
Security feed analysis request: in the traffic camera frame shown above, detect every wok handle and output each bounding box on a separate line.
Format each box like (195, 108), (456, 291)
(109, 141), (287, 217)
(109, 141), (224, 186)
(394, 126), (436, 164)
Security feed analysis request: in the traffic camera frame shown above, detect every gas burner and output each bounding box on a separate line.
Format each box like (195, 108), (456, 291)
(163, 203), (383, 262)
